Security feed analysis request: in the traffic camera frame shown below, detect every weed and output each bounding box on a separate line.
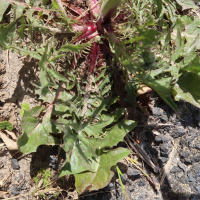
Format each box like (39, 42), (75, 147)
(0, 0), (200, 196)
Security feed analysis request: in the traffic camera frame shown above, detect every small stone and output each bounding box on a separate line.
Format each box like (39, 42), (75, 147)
(155, 135), (171, 143)
(49, 155), (57, 164)
(128, 185), (134, 192)
(177, 174), (189, 184)
(161, 157), (169, 164)
(11, 186), (20, 196)
(107, 183), (115, 190)
(171, 127), (186, 138)
(178, 161), (187, 172)
(155, 135), (162, 143)
(51, 163), (59, 170)
(12, 159), (20, 170)
(196, 170), (200, 178)
(121, 174), (127, 184)
(160, 143), (172, 157)
(188, 173), (194, 182)
(136, 178), (146, 187)
(196, 177), (200, 182)
(110, 196), (117, 200)
(127, 168), (141, 178)
(152, 107), (163, 116)
(194, 153), (200, 162)
(196, 186), (200, 193)
(170, 166), (183, 173)
(160, 114), (168, 122)
(195, 142), (200, 150)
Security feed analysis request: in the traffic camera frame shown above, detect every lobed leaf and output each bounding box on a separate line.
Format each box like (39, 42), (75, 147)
(139, 74), (178, 112)
(75, 147), (130, 193)
(0, 1), (10, 21)
(18, 106), (60, 153)
(173, 71), (200, 108)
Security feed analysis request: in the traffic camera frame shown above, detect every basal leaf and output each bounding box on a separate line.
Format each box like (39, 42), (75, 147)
(182, 56), (200, 75)
(0, 1), (10, 22)
(59, 119), (136, 176)
(171, 18), (183, 62)
(139, 74), (178, 112)
(101, 120), (137, 148)
(13, 4), (24, 19)
(18, 106), (60, 153)
(175, 0), (197, 10)
(173, 71), (200, 108)
(59, 127), (99, 175)
(75, 147), (130, 193)
(81, 114), (114, 137)
(39, 43), (52, 96)
(0, 16), (22, 48)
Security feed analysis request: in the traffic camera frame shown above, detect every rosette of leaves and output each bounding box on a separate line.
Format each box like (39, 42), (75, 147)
(14, 0), (138, 193)
(17, 44), (137, 192)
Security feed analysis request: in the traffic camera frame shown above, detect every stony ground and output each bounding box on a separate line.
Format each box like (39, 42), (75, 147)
(1, 50), (200, 200)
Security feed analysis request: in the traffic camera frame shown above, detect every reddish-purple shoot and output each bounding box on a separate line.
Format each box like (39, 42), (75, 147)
(68, 0), (121, 73)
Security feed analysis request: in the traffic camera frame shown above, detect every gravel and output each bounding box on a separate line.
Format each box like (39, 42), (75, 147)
(11, 159), (20, 170)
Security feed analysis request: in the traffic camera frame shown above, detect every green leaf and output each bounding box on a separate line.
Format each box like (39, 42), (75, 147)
(175, 0), (198, 10)
(155, 0), (162, 18)
(0, 121), (13, 131)
(101, 120), (137, 148)
(75, 147), (130, 193)
(21, 103), (31, 111)
(173, 71), (200, 108)
(100, 0), (121, 20)
(18, 106), (60, 153)
(59, 119), (136, 176)
(81, 114), (114, 137)
(0, 16), (22, 48)
(125, 83), (137, 107)
(0, 1), (10, 22)
(39, 43), (52, 96)
(59, 127), (99, 175)
(171, 18), (183, 62)
(20, 102), (31, 117)
(182, 56), (200, 74)
(139, 74), (178, 112)
(58, 44), (88, 53)
(14, 4), (24, 19)
(137, 28), (160, 47)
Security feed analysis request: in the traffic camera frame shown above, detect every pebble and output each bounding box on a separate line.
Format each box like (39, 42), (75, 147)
(127, 168), (141, 178)
(170, 166), (183, 173)
(194, 153), (200, 162)
(128, 185), (134, 192)
(171, 127), (186, 138)
(152, 107), (168, 122)
(178, 161), (187, 172)
(105, 183), (115, 190)
(12, 159), (20, 170)
(155, 135), (171, 143)
(11, 186), (20, 196)
(188, 173), (194, 182)
(136, 179), (146, 187)
(159, 143), (172, 157)
(121, 174), (128, 184)
(196, 186), (200, 193)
